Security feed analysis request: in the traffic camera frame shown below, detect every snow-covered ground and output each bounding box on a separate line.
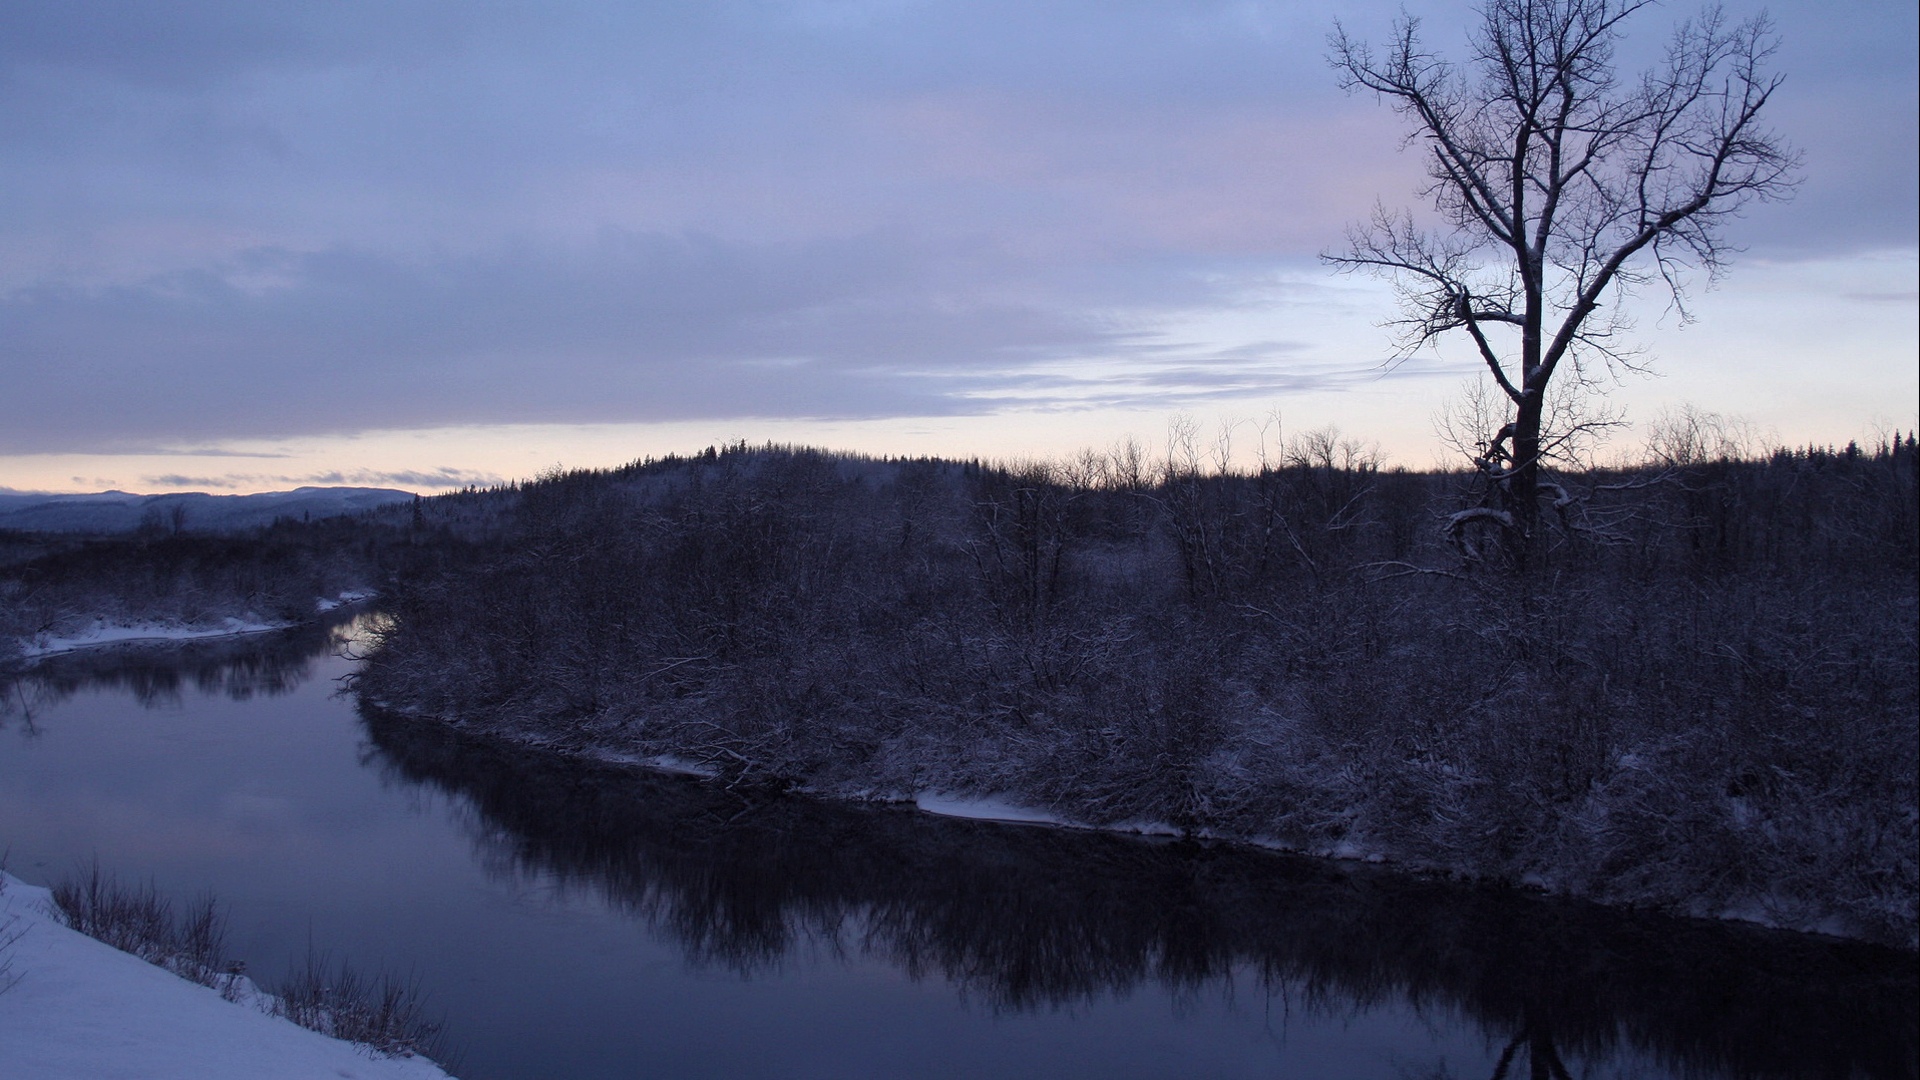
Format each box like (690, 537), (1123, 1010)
(914, 792), (1070, 827)
(12, 593), (377, 661)
(315, 590), (374, 613)
(17, 617), (291, 660)
(913, 792), (1183, 837)
(0, 872), (453, 1080)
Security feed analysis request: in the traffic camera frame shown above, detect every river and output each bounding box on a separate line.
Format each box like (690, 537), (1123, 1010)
(1, 617), (1912, 1079)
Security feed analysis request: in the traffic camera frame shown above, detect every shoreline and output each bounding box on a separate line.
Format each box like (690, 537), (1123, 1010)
(7, 593), (376, 665)
(16, 619), (295, 661)
(367, 704), (1916, 953)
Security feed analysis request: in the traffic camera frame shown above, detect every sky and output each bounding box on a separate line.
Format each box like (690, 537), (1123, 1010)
(0, 0), (1913, 494)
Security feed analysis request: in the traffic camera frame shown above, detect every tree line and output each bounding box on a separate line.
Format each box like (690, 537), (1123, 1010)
(0, 496), (500, 661)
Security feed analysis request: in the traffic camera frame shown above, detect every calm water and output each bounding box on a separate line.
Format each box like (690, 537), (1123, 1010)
(1, 618), (1912, 1080)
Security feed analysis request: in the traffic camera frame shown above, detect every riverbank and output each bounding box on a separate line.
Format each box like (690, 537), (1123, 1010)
(16, 616), (293, 660)
(0, 872), (452, 1080)
(366, 698), (1917, 953)
(5, 592), (375, 664)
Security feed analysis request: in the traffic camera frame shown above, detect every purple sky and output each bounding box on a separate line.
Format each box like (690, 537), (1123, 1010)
(1, 0), (1913, 492)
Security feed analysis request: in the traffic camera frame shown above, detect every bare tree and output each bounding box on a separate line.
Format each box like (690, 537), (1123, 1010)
(1328, 0), (1796, 555)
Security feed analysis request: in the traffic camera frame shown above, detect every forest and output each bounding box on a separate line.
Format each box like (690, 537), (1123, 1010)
(0, 493), (499, 662)
(349, 428), (1919, 947)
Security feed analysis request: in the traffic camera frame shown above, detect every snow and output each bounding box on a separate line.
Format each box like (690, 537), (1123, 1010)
(315, 591), (374, 613)
(18, 617), (290, 659)
(0, 873), (454, 1080)
(914, 793), (1067, 827)
(912, 794), (1186, 841)
(644, 754), (720, 778)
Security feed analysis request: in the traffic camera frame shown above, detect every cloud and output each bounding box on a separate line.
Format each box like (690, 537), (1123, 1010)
(122, 446), (294, 458)
(0, 0), (485, 89)
(2, 231), (1292, 452)
(137, 466), (504, 492)
(141, 473), (246, 489)
(5, 1), (1902, 271)
(0, 0), (1910, 458)
(955, 347), (1461, 414)
(297, 467), (504, 489)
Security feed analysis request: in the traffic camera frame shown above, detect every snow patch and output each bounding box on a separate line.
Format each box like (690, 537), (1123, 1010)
(1113, 820), (1182, 838)
(645, 754), (720, 778)
(0, 872), (453, 1080)
(914, 795), (1186, 841)
(587, 752), (720, 778)
(915, 793), (1066, 827)
(315, 590), (374, 613)
(19, 617), (289, 659)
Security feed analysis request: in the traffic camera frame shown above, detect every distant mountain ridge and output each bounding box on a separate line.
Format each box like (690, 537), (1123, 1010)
(0, 486), (415, 533)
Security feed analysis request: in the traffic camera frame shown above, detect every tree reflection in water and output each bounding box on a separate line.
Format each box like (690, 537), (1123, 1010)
(1, 615), (365, 727)
(363, 707), (1916, 1080)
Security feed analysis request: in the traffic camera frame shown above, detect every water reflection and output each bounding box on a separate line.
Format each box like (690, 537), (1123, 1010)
(1, 614), (364, 725)
(7, 622), (1912, 1076)
(364, 707), (1917, 1080)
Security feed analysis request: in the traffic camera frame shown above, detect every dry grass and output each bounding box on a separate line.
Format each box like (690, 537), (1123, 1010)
(52, 863), (236, 995)
(51, 864), (447, 1061)
(273, 950), (446, 1060)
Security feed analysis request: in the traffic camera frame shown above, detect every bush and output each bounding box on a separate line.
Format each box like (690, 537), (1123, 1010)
(53, 863), (236, 994)
(52, 864), (447, 1061)
(274, 950), (445, 1061)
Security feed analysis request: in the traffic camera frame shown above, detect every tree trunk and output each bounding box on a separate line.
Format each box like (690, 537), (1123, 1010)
(1508, 391), (1544, 561)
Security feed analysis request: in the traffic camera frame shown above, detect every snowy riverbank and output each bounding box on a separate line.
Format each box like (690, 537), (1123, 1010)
(0, 872), (453, 1080)
(16, 617), (292, 660)
(375, 701), (1917, 950)
(9, 593), (374, 662)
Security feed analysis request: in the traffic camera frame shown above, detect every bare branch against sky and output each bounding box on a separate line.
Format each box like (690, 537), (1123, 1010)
(0, 0), (1912, 491)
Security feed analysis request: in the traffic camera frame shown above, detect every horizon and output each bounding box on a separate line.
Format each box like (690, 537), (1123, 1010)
(7, 420), (1916, 501)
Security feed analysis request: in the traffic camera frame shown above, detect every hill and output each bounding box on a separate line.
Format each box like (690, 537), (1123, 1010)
(0, 487), (414, 534)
